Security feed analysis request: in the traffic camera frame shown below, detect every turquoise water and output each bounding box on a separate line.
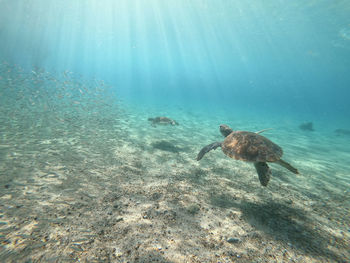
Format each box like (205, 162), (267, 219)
(0, 1), (350, 262)
(1, 1), (350, 122)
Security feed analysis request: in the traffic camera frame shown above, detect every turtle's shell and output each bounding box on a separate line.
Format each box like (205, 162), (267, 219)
(222, 131), (283, 162)
(157, 117), (172, 123)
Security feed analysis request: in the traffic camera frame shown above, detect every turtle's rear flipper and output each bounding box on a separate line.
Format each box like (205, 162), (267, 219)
(254, 162), (271, 186)
(196, 142), (222, 161)
(276, 159), (299, 174)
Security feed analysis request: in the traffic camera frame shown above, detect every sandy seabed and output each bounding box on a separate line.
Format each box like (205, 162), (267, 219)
(1, 102), (349, 263)
(0, 65), (349, 263)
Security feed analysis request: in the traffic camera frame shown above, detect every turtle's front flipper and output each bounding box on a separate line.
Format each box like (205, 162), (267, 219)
(254, 162), (271, 186)
(276, 159), (299, 174)
(196, 142), (222, 161)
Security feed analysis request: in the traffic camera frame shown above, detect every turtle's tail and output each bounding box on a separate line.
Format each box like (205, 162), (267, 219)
(276, 159), (299, 174)
(148, 118), (154, 121)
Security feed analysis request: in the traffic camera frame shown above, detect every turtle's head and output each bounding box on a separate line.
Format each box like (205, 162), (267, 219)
(220, 124), (233, 137)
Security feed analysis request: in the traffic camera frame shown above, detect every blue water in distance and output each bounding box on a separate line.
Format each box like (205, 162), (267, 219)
(0, 0), (350, 125)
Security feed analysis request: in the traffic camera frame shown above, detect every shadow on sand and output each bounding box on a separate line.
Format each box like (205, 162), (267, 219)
(151, 140), (185, 153)
(209, 192), (348, 262)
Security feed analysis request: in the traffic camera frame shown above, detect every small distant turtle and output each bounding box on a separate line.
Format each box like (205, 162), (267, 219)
(334, 128), (350, 136)
(148, 117), (179, 127)
(197, 124), (299, 186)
(299, 122), (314, 131)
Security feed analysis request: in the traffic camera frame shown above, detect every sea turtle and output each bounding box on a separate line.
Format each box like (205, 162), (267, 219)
(196, 124), (299, 186)
(148, 117), (179, 127)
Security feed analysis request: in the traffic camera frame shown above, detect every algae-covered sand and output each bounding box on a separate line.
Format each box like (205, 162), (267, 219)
(0, 66), (349, 262)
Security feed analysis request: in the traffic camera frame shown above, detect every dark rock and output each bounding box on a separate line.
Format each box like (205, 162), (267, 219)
(227, 237), (241, 244)
(151, 192), (162, 201)
(186, 204), (200, 215)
